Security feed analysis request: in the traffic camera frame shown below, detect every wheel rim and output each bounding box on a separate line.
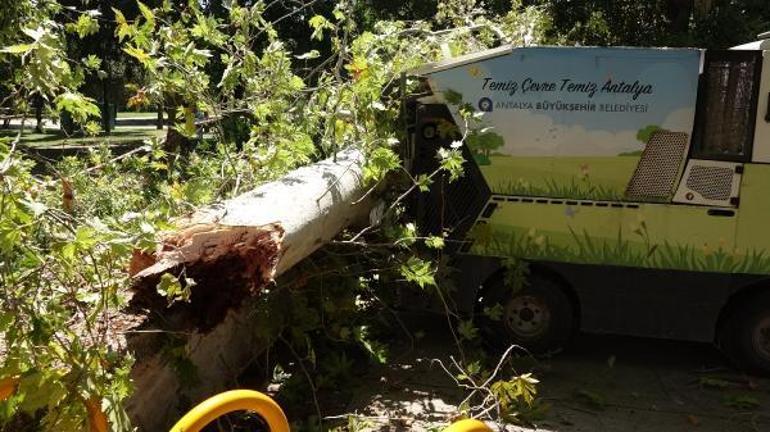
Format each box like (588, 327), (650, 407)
(504, 294), (550, 339)
(752, 315), (770, 361)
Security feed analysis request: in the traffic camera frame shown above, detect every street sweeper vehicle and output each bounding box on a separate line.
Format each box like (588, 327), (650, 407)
(405, 32), (770, 374)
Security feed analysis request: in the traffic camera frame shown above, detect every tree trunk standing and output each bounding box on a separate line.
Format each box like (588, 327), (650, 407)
(156, 104), (163, 130)
(34, 94), (43, 133)
(666, 0), (694, 34)
(163, 105), (193, 154)
(693, 0), (715, 18)
(100, 0), (112, 135)
(102, 69), (111, 135)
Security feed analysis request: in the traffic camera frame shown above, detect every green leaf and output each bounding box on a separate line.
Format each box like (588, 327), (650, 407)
(399, 257), (435, 288)
(308, 15), (333, 41)
(0, 44), (34, 54)
(346, 54), (369, 77)
(437, 147), (465, 182)
(0, 227), (21, 254)
(123, 46), (151, 65)
(443, 89), (463, 105)
(466, 361), (481, 376)
(156, 273), (191, 303)
(54, 92), (100, 124)
(503, 258), (530, 293)
(191, 15), (226, 46)
(84, 121), (101, 136)
(29, 316), (54, 345)
(332, 8), (346, 22)
(492, 373), (540, 411)
(112, 8), (134, 41)
(136, 1), (155, 27)
(425, 235), (445, 249)
(113, 8), (127, 27)
(354, 326), (388, 364)
(82, 54), (102, 70)
(457, 320), (478, 341)
(416, 174), (432, 192)
(66, 13), (99, 38)
(75, 226), (97, 247)
(483, 304), (504, 321)
(363, 147), (400, 182)
(61, 242), (77, 260)
(18, 371), (67, 412)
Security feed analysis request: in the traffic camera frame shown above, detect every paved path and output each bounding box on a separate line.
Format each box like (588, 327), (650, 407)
(3, 116), (162, 129)
(337, 322), (770, 431)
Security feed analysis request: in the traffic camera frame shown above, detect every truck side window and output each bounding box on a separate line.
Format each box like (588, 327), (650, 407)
(692, 50), (763, 162)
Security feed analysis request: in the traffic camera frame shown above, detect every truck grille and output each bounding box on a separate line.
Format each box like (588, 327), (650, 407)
(409, 104), (491, 250)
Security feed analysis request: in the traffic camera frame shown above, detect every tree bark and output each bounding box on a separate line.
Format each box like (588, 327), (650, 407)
(33, 95), (43, 133)
(129, 147), (372, 329)
(164, 106), (183, 152)
(693, 0), (715, 18)
(100, 0), (112, 135)
(156, 104), (163, 130)
(667, 0), (694, 34)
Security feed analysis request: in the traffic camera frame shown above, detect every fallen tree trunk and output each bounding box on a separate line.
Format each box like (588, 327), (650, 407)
(124, 148), (373, 429)
(129, 147), (372, 325)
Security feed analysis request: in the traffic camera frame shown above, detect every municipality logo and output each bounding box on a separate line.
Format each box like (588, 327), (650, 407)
(478, 97), (493, 112)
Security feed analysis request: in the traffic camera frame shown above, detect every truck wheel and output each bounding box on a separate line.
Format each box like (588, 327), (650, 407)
(479, 274), (575, 354)
(720, 292), (770, 376)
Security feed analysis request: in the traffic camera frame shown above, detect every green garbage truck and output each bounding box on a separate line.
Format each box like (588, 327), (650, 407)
(405, 32), (770, 374)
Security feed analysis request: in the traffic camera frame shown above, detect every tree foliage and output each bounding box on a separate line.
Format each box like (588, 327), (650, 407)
(0, 0), (556, 429)
(534, 0), (770, 48)
(1, 0), (768, 430)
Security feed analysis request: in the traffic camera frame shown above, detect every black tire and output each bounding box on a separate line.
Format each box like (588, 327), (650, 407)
(719, 291), (770, 376)
(478, 273), (575, 354)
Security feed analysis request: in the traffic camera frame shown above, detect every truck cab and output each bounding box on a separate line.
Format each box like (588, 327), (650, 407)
(406, 33), (770, 374)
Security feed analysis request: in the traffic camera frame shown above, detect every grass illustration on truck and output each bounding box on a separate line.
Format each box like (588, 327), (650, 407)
(405, 35), (770, 374)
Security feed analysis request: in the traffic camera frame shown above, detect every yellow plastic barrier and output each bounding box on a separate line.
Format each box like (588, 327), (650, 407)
(170, 389), (289, 432)
(169, 389), (491, 432)
(4, 378), (493, 432)
(442, 418), (493, 432)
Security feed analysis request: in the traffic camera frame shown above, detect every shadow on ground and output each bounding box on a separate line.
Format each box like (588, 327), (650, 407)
(336, 317), (770, 431)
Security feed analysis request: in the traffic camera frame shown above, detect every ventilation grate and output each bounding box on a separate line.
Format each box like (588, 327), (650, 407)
(625, 131), (689, 202)
(685, 165), (733, 201)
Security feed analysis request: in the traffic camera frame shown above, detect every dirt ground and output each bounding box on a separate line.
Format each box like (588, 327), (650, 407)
(335, 319), (770, 432)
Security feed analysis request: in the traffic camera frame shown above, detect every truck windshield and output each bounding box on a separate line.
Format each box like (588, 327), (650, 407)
(693, 50), (763, 161)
